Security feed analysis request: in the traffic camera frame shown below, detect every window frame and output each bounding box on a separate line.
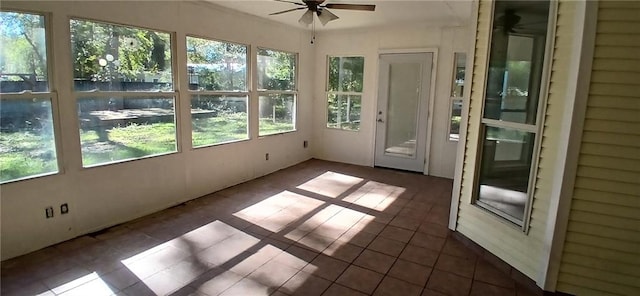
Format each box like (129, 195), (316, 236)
(69, 17), (179, 168)
(256, 46), (298, 137)
(0, 9), (63, 184)
(448, 52), (467, 141)
(186, 35), (251, 148)
(325, 55), (365, 132)
(471, 0), (556, 231)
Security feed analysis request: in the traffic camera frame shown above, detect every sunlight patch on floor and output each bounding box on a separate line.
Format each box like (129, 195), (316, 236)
(54, 272), (113, 296)
(297, 171), (364, 198)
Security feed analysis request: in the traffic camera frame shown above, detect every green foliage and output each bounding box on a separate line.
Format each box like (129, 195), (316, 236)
(79, 122), (177, 166)
(187, 37), (247, 91)
(0, 11), (47, 83)
(0, 130), (57, 182)
(258, 119), (294, 136)
(327, 94), (361, 131)
(257, 48), (296, 91)
(192, 113), (248, 147)
(328, 56), (364, 92)
(70, 19), (172, 84)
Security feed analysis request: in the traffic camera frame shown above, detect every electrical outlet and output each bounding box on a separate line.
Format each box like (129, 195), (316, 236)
(303, 140), (308, 148)
(45, 206), (54, 218)
(61, 203), (69, 214)
(265, 153), (269, 161)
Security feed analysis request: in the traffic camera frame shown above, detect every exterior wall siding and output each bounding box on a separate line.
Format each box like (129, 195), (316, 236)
(556, 1), (640, 295)
(455, 0), (578, 284)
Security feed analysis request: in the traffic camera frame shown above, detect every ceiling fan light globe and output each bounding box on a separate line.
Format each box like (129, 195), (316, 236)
(318, 8), (338, 26)
(299, 10), (313, 25)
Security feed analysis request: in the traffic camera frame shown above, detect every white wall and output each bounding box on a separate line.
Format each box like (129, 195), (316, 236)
(312, 24), (470, 178)
(0, 1), (314, 260)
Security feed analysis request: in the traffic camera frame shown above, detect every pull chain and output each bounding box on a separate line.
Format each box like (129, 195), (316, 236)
(311, 16), (316, 44)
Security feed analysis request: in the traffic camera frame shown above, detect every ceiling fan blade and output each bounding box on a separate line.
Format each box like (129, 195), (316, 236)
(270, 7), (306, 15)
(273, 0), (306, 6)
(299, 10), (314, 25)
(324, 4), (376, 11)
(317, 8), (339, 26)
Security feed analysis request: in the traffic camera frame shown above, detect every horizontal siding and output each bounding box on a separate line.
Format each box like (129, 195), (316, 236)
(593, 47), (640, 60)
(597, 22), (640, 34)
(565, 232), (638, 255)
(592, 58), (640, 72)
(579, 143), (640, 160)
(563, 242), (640, 265)
(559, 267), (640, 295)
(556, 282), (619, 296)
(558, 2), (640, 295)
(589, 83), (640, 96)
(586, 95), (640, 109)
(573, 188), (639, 207)
(579, 154), (640, 172)
(567, 221), (640, 244)
(570, 200), (640, 219)
(584, 108), (640, 122)
(590, 71), (640, 85)
(577, 166), (640, 183)
(570, 210), (639, 232)
(595, 34), (640, 47)
(583, 120), (640, 135)
(562, 256), (640, 284)
(575, 177), (640, 196)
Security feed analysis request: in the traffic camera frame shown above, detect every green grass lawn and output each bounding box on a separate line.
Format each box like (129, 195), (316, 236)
(1, 113), (295, 182)
(192, 113), (248, 147)
(258, 118), (294, 136)
(0, 130), (58, 182)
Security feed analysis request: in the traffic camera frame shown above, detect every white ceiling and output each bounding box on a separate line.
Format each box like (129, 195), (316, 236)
(208, 0), (474, 31)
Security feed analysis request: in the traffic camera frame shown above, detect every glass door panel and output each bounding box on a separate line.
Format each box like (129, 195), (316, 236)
(384, 63), (421, 157)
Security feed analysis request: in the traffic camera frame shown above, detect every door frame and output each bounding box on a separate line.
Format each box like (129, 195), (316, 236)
(372, 48), (439, 175)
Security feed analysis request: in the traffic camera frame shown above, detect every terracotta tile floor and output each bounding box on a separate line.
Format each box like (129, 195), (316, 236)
(1, 159), (537, 296)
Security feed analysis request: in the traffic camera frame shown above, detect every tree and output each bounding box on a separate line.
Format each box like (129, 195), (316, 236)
(186, 37), (247, 91)
(258, 49), (296, 91)
(0, 11), (47, 89)
(69, 19), (171, 88)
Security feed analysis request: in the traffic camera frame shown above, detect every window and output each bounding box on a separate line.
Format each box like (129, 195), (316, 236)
(473, 0), (551, 227)
(187, 36), (249, 147)
(326, 56), (364, 131)
(70, 19), (176, 167)
(0, 11), (59, 183)
(257, 48), (297, 136)
(449, 53), (466, 140)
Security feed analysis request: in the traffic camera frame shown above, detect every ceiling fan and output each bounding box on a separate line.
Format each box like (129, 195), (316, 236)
(494, 9), (547, 34)
(270, 0), (376, 26)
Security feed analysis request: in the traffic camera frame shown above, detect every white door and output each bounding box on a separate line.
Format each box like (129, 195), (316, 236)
(375, 53), (432, 172)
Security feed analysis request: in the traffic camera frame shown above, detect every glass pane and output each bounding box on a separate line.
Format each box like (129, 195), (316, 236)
(484, 0), (549, 124)
(0, 11), (48, 92)
(451, 53), (466, 98)
(384, 62), (421, 157)
(258, 94), (295, 136)
(449, 99), (463, 140)
(70, 19), (172, 92)
(328, 56), (364, 92)
(257, 48), (296, 91)
(191, 95), (248, 147)
(186, 37), (247, 91)
(0, 98), (58, 182)
(77, 96), (176, 166)
(327, 94), (361, 131)
(477, 126), (535, 222)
